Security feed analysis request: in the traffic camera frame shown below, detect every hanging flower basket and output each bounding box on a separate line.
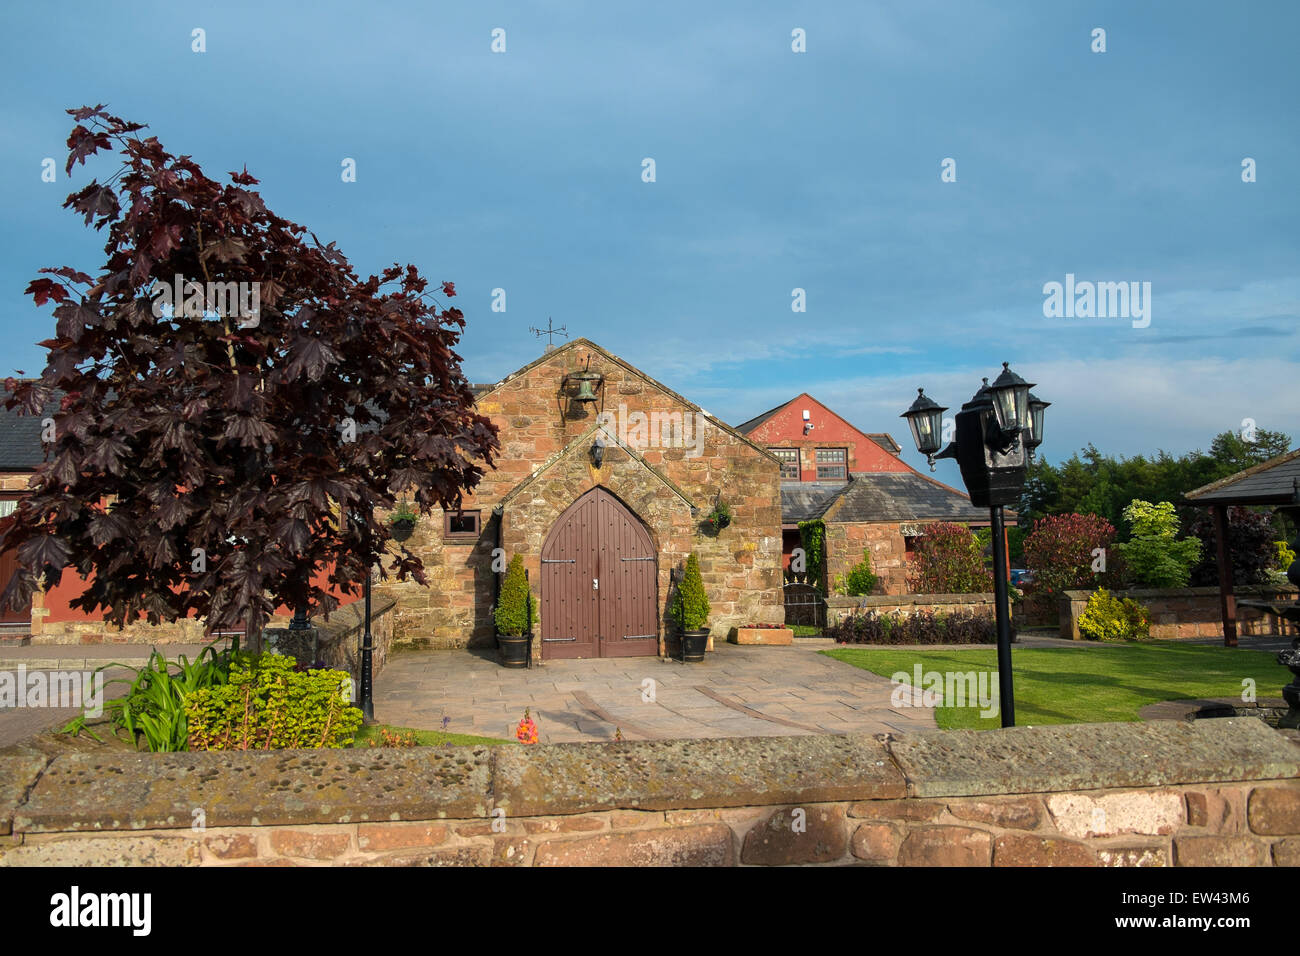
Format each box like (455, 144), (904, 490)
(388, 500), (419, 542)
(703, 500), (732, 534)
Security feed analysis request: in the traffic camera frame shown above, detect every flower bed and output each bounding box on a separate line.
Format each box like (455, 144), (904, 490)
(828, 609), (1006, 645)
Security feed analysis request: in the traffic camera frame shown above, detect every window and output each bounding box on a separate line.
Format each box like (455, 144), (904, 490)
(444, 510), (481, 539)
(815, 448), (847, 480)
(769, 447), (799, 479)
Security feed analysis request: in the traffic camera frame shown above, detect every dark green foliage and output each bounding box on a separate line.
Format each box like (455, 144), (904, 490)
(494, 554), (538, 636)
(668, 552), (710, 630)
(828, 609), (1005, 645)
(797, 519), (826, 591)
(185, 653), (363, 750)
(1018, 428), (1292, 533)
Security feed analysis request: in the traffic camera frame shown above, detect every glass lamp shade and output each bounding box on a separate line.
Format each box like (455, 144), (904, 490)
(1025, 392), (1050, 449)
(989, 362), (1034, 431)
(902, 388), (947, 456)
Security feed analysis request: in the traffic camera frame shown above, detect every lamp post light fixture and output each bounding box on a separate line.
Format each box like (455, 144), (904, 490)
(901, 362), (1049, 728)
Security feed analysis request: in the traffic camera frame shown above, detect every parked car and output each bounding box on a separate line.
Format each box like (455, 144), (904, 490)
(1010, 568), (1034, 588)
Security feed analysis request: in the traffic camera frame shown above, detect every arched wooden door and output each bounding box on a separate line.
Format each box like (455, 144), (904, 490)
(540, 488), (658, 659)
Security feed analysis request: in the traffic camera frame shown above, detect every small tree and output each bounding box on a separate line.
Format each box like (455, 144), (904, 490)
(1114, 500), (1202, 588)
(494, 555), (538, 636)
(906, 523), (992, 594)
(1186, 507), (1283, 587)
(1, 106), (499, 639)
(1023, 513), (1118, 596)
(833, 548), (879, 596)
(669, 553), (710, 630)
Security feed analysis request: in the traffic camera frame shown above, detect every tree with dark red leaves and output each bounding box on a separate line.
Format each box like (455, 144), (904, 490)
(2, 106), (499, 640)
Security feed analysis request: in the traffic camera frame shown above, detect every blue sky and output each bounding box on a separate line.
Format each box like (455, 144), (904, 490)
(1, 0), (1296, 487)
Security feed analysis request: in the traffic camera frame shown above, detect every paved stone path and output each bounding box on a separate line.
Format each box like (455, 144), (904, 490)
(373, 639), (939, 743)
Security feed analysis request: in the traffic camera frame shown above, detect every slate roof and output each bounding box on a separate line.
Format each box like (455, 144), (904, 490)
(822, 471), (991, 524)
(1184, 448), (1300, 506)
(780, 481), (848, 523)
(735, 400), (790, 435)
(0, 394), (59, 471)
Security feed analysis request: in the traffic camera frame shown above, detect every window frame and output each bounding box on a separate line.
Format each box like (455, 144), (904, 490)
(443, 509), (482, 540)
(769, 447), (800, 480)
(815, 447), (847, 481)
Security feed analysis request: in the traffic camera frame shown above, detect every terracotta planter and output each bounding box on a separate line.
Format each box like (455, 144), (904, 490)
(730, 627), (793, 646)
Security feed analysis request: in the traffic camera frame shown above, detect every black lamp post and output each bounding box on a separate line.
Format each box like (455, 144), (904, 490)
(902, 363), (1049, 728)
(348, 509), (375, 720)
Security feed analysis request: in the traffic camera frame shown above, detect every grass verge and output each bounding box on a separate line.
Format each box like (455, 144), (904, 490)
(822, 641), (1289, 730)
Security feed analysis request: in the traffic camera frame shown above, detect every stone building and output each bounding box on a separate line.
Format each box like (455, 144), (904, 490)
(376, 339), (785, 657)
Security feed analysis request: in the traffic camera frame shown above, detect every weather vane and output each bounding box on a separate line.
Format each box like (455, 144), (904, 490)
(529, 317), (568, 352)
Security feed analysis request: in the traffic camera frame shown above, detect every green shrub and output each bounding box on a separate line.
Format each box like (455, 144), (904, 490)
(185, 653), (363, 750)
(669, 553), (710, 630)
(1277, 539), (1297, 573)
(833, 548), (879, 596)
(89, 641), (237, 752)
(1077, 588), (1151, 642)
(1113, 500), (1202, 588)
(494, 554), (539, 636)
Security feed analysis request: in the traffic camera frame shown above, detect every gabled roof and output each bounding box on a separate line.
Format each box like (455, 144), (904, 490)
(780, 481), (848, 523)
(495, 418), (698, 515)
(476, 338), (780, 465)
(1184, 448), (1300, 506)
(823, 472), (989, 524)
(734, 392), (903, 457)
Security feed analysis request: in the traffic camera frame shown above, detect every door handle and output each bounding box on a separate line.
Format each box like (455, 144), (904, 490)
(593, 578), (599, 591)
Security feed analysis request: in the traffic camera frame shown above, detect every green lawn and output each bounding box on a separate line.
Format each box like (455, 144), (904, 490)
(822, 642), (1290, 730)
(351, 724), (514, 748)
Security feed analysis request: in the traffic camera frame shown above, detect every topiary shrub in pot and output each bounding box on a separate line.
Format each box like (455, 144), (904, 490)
(495, 554), (539, 668)
(669, 553), (711, 662)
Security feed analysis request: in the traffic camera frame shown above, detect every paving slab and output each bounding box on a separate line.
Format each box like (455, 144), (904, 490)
(374, 641), (938, 743)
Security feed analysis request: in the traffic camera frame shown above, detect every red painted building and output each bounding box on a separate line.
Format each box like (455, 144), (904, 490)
(735, 393), (911, 482)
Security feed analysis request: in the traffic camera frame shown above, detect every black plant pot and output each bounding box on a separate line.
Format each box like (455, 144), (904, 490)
(390, 519), (416, 542)
(498, 633), (531, 668)
(680, 628), (709, 662)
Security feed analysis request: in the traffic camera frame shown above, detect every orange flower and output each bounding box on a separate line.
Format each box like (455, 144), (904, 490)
(515, 708), (539, 745)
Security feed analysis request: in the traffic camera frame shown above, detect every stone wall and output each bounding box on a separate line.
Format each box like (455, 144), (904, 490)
(826, 521), (911, 595)
(379, 341), (785, 652)
(1060, 585), (1300, 641)
(3, 719), (1296, 866)
(827, 593), (995, 625)
(262, 595), (397, 684)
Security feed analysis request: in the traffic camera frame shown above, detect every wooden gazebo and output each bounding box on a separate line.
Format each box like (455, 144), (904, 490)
(1184, 448), (1300, 646)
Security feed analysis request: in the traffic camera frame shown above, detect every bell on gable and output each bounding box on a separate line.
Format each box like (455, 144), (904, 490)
(574, 375), (600, 403)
